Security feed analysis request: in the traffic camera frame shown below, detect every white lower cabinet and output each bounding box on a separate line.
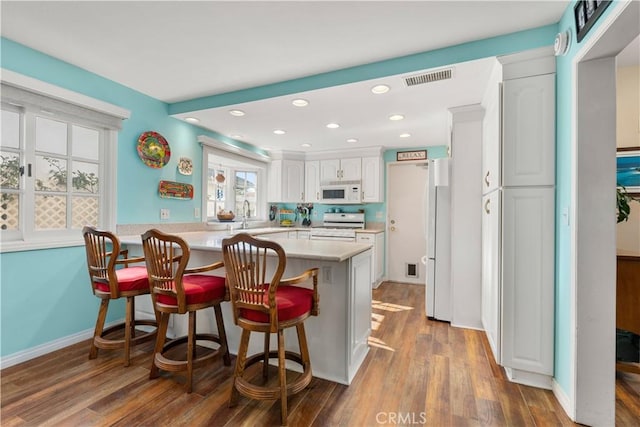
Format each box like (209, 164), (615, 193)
(481, 187), (554, 389)
(348, 249), (372, 373)
(356, 231), (384, 288)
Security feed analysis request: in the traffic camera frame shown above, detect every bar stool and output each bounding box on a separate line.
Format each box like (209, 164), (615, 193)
(141, 229), (230, 393)
(82, 226), (158, 366)
(222, 233), (319, 426)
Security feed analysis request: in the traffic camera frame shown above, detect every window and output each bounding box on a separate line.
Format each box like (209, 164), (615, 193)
(0, 76), (127, 252)
(204, 147), (266, 223)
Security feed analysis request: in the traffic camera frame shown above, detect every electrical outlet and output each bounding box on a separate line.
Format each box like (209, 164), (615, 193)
(160, 209), (170, 220)
(194, 207), (200, 218)
(321, 266), (332, 284)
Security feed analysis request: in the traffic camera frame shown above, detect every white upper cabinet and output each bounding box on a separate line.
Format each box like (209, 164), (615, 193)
(268, 158), (304, 203)
(361, 156), (382, 203)
(320, 158), (361, 182)
(501, 73), (555, 187)
(304, 160), (321, 203)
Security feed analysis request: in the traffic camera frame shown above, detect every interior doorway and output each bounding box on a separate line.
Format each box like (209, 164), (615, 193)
(386, 162), (428, 284)
(571, 2), (640, 424)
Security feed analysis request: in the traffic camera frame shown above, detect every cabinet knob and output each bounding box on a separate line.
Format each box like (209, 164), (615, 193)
(485, 170), (490, 187)
(484, 198), (491, 214)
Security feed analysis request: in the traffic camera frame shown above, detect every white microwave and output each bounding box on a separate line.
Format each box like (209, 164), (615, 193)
(320, 182), (362, 204)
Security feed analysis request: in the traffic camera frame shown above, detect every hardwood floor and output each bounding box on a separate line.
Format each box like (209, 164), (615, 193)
(2, 281), (639, 426)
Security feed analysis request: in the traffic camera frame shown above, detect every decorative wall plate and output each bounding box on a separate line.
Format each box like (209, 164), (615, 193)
(137, 131), (171, 168)
(158, 180), (193, 199)
(177, 157), (193, 175)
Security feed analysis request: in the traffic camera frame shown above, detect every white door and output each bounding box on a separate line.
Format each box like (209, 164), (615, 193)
(387, 162), (428, 284)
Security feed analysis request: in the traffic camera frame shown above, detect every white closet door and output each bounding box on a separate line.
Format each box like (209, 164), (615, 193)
(500, 187), (554, 375)
(481, 190), (501, 364)
(502, 73), (555, 187)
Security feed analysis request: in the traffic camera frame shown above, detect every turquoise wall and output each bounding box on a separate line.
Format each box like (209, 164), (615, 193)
(0, 38), (254, 356)
(1, 22), (556, 360)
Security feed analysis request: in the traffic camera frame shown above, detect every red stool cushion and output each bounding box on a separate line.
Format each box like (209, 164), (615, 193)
(94, 266), (148, 293)
(241, 286), (313, 323)
(156, 274), (226, 306)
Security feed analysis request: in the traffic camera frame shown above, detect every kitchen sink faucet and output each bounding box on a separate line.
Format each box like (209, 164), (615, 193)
(242, 200), (250, 229)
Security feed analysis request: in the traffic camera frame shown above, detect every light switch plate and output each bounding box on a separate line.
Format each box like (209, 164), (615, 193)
(160, 209), (170, 220)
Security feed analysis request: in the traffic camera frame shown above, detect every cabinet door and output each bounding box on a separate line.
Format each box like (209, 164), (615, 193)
(361, 156), (382, 202)
(320, 159), (340, 182)
(375, 232), (384, 281)
(482, 83), (501, 194)
(481, 191), (501, 364)
(502, 74), (555, 187)
(501, 187), (554, 375)
(297, 231), (310, 240)
(282, 160), (304, 202)
(304, 160), (321, 202)
(349, 249), (372, 366)
(341, 158), (362, 181)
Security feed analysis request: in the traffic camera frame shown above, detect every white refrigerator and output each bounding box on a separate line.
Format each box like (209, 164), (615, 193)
(425, 159), (451, 321)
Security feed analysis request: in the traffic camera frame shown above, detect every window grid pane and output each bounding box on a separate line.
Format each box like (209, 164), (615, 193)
(35, 194), (67, 230)
(71, 160), (99, 194)
(35, 116), (67, 155)
(0, 151), (21, 190)
(1, 110), (20, 149)
(0, 192), (19, 230)
(72, 196), (98, 228)
(35, 155), (67, 192)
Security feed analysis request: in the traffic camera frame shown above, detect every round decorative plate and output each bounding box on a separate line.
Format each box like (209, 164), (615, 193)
(137, 131), (171, 168)
(177, 157), (193, 175)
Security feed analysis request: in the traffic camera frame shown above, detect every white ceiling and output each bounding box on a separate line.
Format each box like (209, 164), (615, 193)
(5, 0), (628, 154)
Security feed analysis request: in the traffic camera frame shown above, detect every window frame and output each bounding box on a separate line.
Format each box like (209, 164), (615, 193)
(0, 70), (127, 253)
(202, 144), (268, 224)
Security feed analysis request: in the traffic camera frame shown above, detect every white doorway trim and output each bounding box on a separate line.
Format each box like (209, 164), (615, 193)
(568, 1), (639, 425)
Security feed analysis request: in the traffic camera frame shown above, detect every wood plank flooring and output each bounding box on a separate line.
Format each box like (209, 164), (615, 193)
(2, 281), (639, 426)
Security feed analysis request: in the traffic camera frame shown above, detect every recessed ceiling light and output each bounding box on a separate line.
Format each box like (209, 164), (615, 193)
(399, 133), (411, 138)
(229, 109), (245, 116)
(326, 123), (340, 129)
(346, 138), (359, 143)
(273, 129), (286, 135)
(292, 98), (309, 107)
(371, 84), (390, 94)
(301, 143), (312, 148)
(389, 114), (404, 121)
(184, 117), (200, 123)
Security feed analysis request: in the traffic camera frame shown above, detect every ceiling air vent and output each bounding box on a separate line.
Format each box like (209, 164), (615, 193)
(404, 68), (453, 86)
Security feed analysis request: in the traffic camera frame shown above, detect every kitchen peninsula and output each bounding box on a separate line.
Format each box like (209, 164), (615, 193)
(120, 229), (373, 385)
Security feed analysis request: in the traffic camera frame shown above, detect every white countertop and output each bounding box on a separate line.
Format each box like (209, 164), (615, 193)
(119, 230), (372, 262)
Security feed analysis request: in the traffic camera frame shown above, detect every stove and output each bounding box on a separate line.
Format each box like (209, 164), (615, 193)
(309, 213), (365, 241)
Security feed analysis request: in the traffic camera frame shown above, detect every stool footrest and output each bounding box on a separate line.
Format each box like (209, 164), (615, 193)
(154, 333), (227, 373)
(235, 351), (313, 401)
(94, 320), (158, 350)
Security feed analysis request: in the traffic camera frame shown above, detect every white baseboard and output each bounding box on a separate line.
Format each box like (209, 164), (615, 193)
(552, 378), (576, 422)
(0, 320), (119, 370)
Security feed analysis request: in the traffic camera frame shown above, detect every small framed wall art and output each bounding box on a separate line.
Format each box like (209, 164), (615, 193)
(574, 0), (611, 43)
(397, 150), (427, 162)
(617, 147), (640, 196)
